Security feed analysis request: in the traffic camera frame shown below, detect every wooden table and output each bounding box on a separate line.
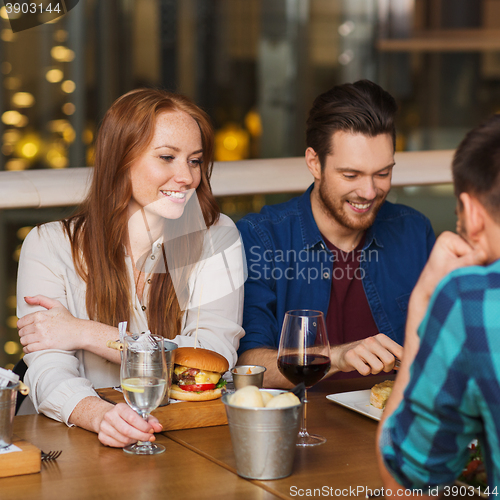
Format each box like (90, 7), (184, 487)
(4, 376), (390, 500)
(6, 417), (280, 500)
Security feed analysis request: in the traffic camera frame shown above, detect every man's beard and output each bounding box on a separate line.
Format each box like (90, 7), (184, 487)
(318, 180), (387, 231)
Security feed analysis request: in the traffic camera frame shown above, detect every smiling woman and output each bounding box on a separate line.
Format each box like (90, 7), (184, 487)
(15, 88), (246, 449)
(127, 110), (203, 221)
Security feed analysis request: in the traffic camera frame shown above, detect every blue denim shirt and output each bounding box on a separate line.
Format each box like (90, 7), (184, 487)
(236, 185), (435, 354)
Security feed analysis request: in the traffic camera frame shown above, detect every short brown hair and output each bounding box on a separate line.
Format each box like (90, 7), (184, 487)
(306, 79), (398, 168)
(453, 114), (500, 218)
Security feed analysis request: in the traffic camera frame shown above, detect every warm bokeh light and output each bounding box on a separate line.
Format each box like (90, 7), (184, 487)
(1, 29), (15, 42)
(12, 92), (35, 108)
(82, 128), (94, 145)
(46, 144), (68, 168)
(6, 316), (18, 329)
(62, 103), (75, 115)
(4, 341), (20, 355)
(5, 159), (28, 171)
(15, 133), (42, 160)
(4, 77), (21, 90)
(1, 62), (12, 74)
(61, 80), (76, 93)
(22, 142), (38, 158)
(46, 68), (64, 83)
(12, 244), (22, 261)
(3, 129), (21, 144)
(49, 120), (75, 142)
(6, 295), (17, 310)
(2, 110), (23, 126)
(62, 125), (76, 143)
(0, 6), (8, 19)
(16, 227), (32, 241)
(54, 30), (68, 42)
(48, 119), (70, 133)
(86, 145), (95, 166)
(51, 46), (75, 62)
(245, 110), (262, 137)
(215, 124), (250, 161)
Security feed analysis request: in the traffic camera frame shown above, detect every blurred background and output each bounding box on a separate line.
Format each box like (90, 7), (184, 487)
(1, 0), (500, 367)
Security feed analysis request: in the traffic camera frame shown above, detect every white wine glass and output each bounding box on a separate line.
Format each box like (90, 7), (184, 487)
(120, 334), (167, 455)
(277, 310), (331, 447)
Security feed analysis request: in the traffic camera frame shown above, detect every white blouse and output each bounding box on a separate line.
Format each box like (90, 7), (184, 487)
(17, 214), (246, 425)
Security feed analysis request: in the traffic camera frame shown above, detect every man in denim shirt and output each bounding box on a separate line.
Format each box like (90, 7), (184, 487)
(237, 80), (435, 387)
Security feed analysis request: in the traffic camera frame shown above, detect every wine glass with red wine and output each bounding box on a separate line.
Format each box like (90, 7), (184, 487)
(277, 310), (331, 446)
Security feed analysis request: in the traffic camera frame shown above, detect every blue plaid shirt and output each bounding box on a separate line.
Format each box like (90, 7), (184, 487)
(381, 259), (500, 491)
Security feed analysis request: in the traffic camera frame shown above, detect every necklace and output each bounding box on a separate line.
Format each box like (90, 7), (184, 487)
(134, 209), (158, 307)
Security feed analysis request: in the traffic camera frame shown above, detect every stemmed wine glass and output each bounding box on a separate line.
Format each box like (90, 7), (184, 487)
(277, 310), (331, 447)
(120, 334), (167, 455)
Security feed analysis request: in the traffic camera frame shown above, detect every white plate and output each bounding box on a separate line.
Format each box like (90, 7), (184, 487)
(326, 389), (383, 421)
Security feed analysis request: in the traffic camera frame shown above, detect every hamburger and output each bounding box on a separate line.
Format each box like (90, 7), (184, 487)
(171, 347), (229, 401)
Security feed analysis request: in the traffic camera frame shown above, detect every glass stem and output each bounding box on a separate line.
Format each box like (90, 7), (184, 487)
(136, 413), (151, 446)
(299, 388), (309, 437)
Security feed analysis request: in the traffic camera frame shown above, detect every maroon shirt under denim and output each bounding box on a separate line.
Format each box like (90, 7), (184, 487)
(322, 233), (379, 380)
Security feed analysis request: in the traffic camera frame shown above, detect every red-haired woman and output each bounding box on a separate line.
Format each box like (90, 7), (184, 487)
(16, 89), (245, 447)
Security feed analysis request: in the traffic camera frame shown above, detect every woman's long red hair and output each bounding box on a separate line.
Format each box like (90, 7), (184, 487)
(62, 88), (220, 337)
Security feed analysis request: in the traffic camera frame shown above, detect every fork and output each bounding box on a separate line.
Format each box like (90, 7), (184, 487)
(41, 450), (62, 461)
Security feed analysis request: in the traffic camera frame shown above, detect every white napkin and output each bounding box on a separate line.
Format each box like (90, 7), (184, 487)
(0, 367), (19, 388)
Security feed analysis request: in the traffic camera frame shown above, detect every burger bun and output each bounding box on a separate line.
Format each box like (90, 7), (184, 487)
(174, 347), (229, 374)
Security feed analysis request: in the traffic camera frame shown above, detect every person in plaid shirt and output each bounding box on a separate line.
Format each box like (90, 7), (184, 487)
(377, 115), (500, 495)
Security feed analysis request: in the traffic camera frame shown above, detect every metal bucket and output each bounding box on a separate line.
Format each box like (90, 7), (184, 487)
(159, 340), (177, 406)
(231, 365), (266, 390)
(0, 381), (29, 448)
(222, 389), (302, 480)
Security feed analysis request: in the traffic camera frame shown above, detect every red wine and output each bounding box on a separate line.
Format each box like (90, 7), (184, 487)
(278, 354), (331, 387)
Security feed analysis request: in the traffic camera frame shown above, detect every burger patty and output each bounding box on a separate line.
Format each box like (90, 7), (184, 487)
(173, 367), (199, 385)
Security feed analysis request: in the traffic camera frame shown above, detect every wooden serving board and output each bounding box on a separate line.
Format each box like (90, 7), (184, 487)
(96, 387), (228, 431)
(0, 435), (41, 478)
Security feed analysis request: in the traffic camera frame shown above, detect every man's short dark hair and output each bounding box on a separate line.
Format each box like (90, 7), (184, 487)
(453, 114), (500, 218)
(306, 79), (398, 168)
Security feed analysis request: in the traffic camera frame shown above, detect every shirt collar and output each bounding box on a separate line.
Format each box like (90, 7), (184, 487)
(297, 184), (326, 250)
(363, 223), (384, 250)
(298, 183), (385, 250)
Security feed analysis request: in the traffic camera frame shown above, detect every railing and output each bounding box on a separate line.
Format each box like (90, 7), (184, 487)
(0, 150), (454, 209)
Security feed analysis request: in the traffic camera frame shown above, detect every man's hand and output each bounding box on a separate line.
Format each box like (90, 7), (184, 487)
(331, 333), (403, 376)
(97, 403), (163, 448)
(18, 295), (85, 353)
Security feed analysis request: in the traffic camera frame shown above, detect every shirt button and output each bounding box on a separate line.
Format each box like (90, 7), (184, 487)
(157, 243), (161, 249)
(147, 278), (152, 284)
(141, 305), (146, 311)
(150, 255), (155, 260)
(323, 272), (330, 279)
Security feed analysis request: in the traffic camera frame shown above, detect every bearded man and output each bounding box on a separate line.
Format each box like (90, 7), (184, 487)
(236, 80), (435, 387)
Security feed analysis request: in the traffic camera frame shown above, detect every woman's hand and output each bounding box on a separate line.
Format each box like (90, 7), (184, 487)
(97, 403), (163, 448)
(17, 295), (86, 353)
